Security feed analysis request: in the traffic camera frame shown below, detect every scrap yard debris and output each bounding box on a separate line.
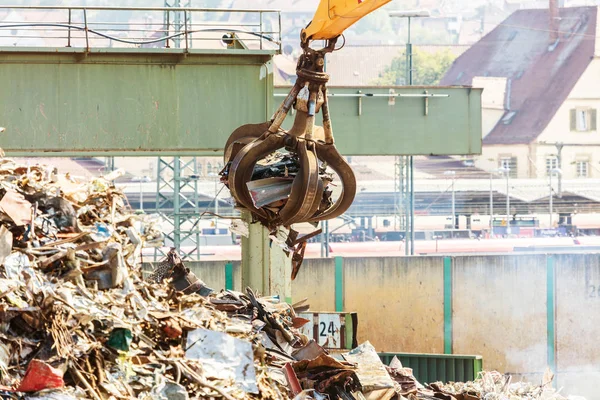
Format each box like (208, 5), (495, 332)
(422, 370), (569, 400)
(0, 158), (578, 400)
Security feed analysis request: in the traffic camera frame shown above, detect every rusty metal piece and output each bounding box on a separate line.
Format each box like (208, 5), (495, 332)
(223, 122), (270, 164)
(283, 363), (302, 396)
(307, 89), (356, 221)
(308, 142), (356, 222)
(291, 241), (307, 281)
(228, 133), (288, 223)
(278, 140), (322, 226)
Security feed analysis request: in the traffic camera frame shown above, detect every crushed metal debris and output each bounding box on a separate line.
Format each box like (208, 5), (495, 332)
(0, 158), (573, 400)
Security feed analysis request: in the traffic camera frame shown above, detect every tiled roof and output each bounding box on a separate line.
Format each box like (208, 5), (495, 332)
(440, 6), (597, 145)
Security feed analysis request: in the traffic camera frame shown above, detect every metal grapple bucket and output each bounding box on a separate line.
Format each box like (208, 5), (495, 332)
(220, 44), (356, 230)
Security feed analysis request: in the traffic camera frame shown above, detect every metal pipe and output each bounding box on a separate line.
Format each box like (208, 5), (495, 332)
(67, 9), (71, 47)
(259, 11), (263, 50)
(214, 176), (219, 233)
(140, 181), (144, 211)
(0, 5), (280, 12)
(506, 172), (510, 235)
(173, 157), (181, 252)
(325, 220), (330, 257)
(451, 178), (455, 229)
(83, 8), (89, 51)
(273, 93), (450, 98)
(278, 12), (282, 53)
(549, 173), (553, 228)
(489, 172), (493, 234)
(173, 0), (181, 49)
(184, 10), (189, 51)
(556, 142), (563, 197)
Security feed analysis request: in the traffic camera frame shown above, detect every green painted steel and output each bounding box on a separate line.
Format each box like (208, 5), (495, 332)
(225, 262), (233, 291)
(274, 86), (482, 156)
(335, 256), (344, 312)
(0, 47), (274, 156)
(379, 352), (483, 384)
(0, 46), (481, 157)
(444, 256), (453, 354)
(547, 255), (557, 379)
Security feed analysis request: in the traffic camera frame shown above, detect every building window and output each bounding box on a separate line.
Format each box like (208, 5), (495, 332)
(499, 156), (518, 178)
(546, 156), (558, 176)
(576, 160), (589, 178)
(570, 108), (597, 132)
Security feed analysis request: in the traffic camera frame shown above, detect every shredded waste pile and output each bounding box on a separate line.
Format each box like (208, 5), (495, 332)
(0, 158), (572, 400)
(421, 370), (567, 400)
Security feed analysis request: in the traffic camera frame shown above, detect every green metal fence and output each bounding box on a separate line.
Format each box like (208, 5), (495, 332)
(378, 352), (483, 384)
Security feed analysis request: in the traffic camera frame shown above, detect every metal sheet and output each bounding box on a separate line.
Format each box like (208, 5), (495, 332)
(0, 48), (273, 156)
(275, 86), (482, 156)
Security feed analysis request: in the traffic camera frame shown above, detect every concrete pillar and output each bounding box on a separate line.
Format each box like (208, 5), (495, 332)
(241, 212), (292, 303)
(466, 214), (472, 230)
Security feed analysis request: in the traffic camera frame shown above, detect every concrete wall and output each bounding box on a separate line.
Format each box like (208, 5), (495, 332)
(168, 253), (600, 398)
(555, 254), (600, 394)
(452, 255), (547, 383)
(343, 256), (444, 354)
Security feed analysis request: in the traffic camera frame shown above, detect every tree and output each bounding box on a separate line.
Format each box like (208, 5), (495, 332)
(372, 47), (456, 86)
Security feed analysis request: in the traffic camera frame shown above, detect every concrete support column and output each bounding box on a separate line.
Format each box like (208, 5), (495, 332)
(241, 212), (292, 303)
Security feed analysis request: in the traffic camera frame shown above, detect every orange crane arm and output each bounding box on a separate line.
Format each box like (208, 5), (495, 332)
(301, 0), (393, 43)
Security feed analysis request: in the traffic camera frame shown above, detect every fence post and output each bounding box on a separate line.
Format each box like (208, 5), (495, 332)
(547, 255), (557, 386)
(225, 262), (233, 291)
(443, 256), (453, 354)
(335, 256), (344, 312)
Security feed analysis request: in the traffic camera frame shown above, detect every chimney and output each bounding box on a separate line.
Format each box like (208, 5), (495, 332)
(549, 0), (559, 42)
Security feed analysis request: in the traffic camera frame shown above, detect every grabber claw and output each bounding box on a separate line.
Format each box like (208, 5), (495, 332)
(220, 38), (356, 229)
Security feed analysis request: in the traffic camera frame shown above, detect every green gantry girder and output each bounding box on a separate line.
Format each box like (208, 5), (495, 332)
(0, 47), (274, 156)
(0, 48), (481, 157)
(274, 86), (482, 156)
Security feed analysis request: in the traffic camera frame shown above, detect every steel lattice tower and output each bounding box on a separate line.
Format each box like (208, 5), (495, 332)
(155, 2), (199, 260)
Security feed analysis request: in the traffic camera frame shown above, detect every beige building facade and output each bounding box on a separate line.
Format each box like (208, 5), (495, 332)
(474, 56), (600, 179)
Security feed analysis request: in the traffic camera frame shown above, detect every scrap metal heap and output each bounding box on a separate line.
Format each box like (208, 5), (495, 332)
(0, 158), (571, 399)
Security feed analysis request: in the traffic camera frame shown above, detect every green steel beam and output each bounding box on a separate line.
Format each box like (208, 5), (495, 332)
(274, 86), (482, 156)
(0, 47), (274, 156)
(0, 47), (481, 157)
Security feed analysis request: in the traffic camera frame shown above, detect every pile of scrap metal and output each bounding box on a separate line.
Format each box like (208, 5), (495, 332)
(381, 364), (569, 400)
(0, 158), (392, 399)
(0, 158), (569, 400)
(423, 370), (568, 400)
